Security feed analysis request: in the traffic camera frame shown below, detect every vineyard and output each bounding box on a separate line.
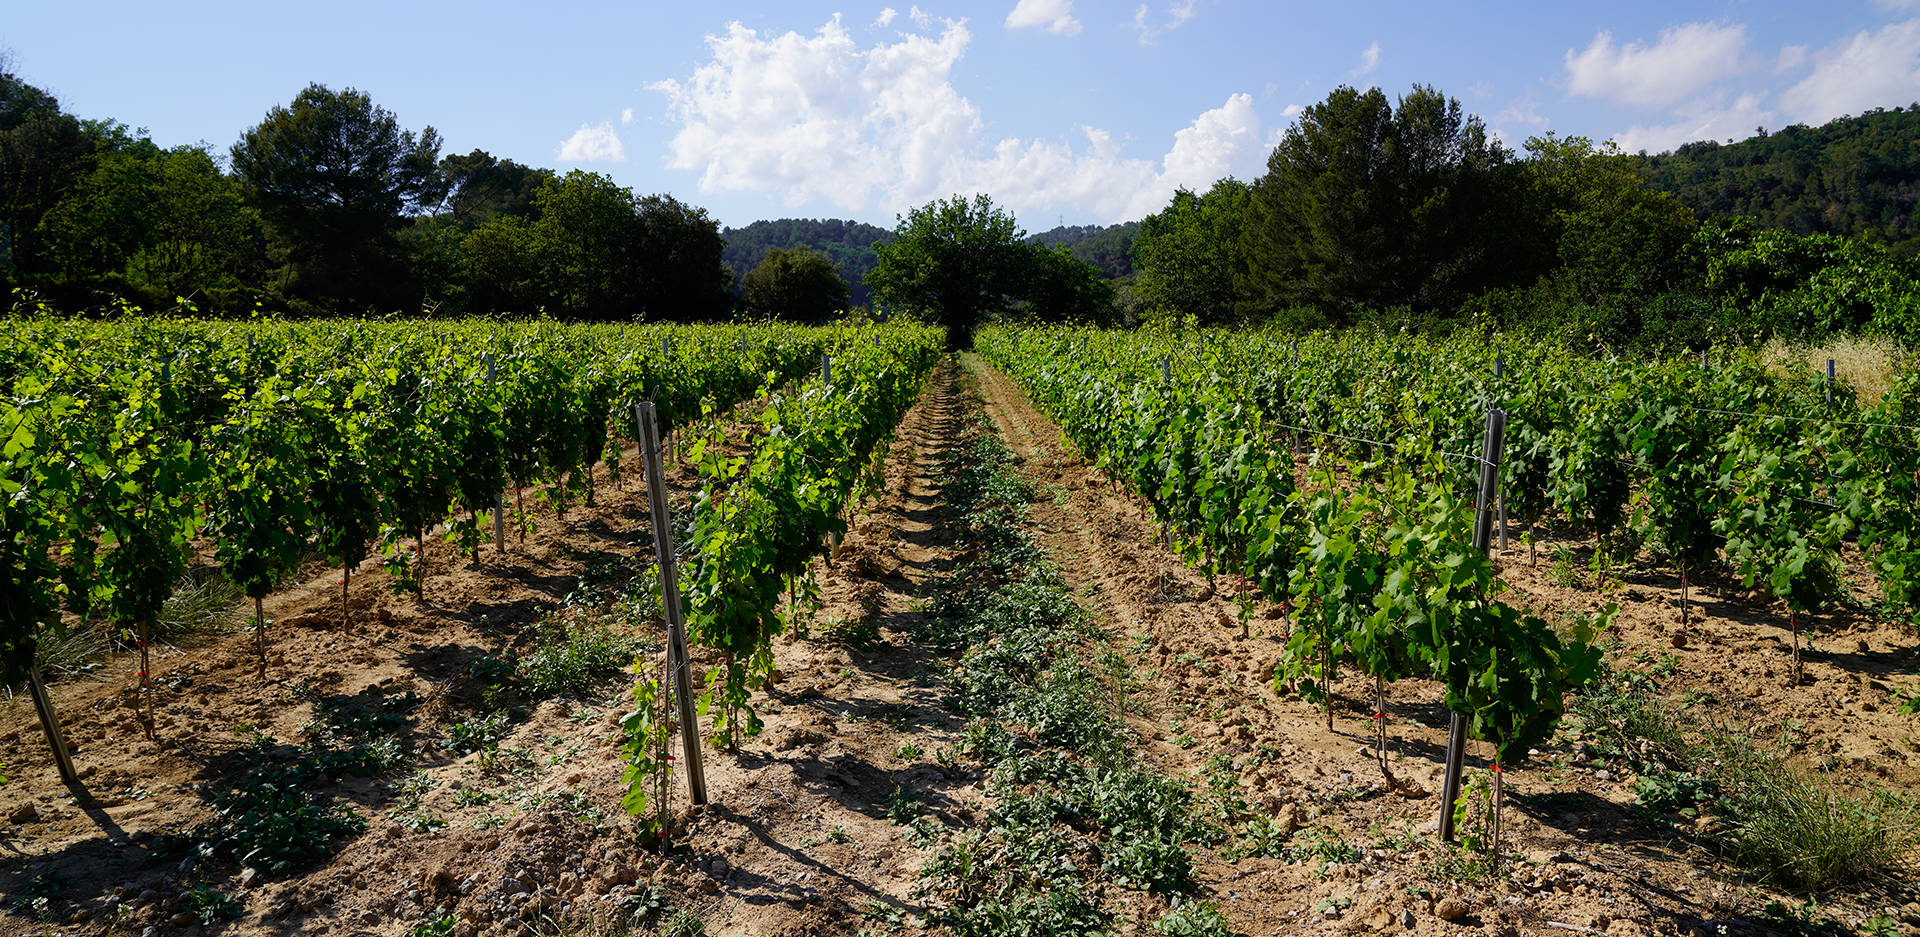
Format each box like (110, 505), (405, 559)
(0, 314), (1917, 936)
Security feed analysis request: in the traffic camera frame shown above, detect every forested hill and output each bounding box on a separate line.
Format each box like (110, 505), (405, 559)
(1638, 106), (1920, 256)
(720, 219), (894, 307)
(1026, 222), (1138, 279)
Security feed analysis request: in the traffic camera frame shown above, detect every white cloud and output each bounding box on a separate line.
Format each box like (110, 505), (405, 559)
(1779, 19), (1920, 124)
(651, 16), (1271, 222)
(875, 7), (898, 27)
(1352, 41), (1382, 77)
(1776, 44), (1808, 74)
(1132, 0), (1198, 45)
(1005, 0), (1081, 36)
(1565, 21), (1750, 108)
(620, 107), (634, 125)
(1497, 95), (1549, 129)
(558, 123), (626, 162)
(1611, 91), (1773, 154)
(910, 6), (931, 28)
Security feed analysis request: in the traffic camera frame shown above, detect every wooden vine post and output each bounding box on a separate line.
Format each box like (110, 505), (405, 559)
(635, 402), (709, 810)
(1438, 407), (1506, 844)
(28, 666), (78, 786)
(488, 355), (506, 556)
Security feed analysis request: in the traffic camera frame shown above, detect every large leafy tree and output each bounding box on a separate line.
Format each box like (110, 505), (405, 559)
(0, 70), (91, 276)
(230, 83), (443, 312)
(456, 172), (733, 321)
(629, 193), (734, 323)
(39, 125), (256, 296)
(1238, 84), (1512, 322)
(743, 245), (849, 323)
(1524, 133), (1696, 307)
(1131, 178), (1252, 324)
(867, 194), (1030, 348)
(1021, 243), (1115, 326)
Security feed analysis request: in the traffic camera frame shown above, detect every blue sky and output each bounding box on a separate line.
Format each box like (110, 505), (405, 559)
(5, 1), (1918, 230)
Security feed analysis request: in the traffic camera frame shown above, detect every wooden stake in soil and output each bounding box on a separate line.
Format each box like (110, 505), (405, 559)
(137, 616), (154, 739)
(255, 596), (268, 680)
(27, 667), (78, 785)
(1375, 674), (1394, 788)
(493, 493), (505, 555)
(636, 402), (709, 808)
(1439, 407), (1506, 843)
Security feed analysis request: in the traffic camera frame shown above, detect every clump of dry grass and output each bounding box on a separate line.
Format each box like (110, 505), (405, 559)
(1760, 335), (1906, 405)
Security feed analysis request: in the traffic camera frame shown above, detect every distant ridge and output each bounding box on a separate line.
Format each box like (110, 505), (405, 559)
(720, 219), (895, 307)
(1025, 222), (1139, 279)
(1638, 105), (1920, 257)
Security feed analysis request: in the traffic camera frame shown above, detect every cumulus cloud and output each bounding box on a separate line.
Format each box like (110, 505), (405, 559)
(620, 107), (633, 124)
(1611, 92), (1773, 154)
(1132, 0), (1198, 45)
(1565, 21), (1750, 108)
(1005, 0), (1081, 36)
(1352, 41), (1382, 77)
(651, 16), (1270, 222)
(1779, 19), (1920, 124)
(558, 123), (626, 162)
(910, 6), (931, 28)
(875, 7), (898, 26)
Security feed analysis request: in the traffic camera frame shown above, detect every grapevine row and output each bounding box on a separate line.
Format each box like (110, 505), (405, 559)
(0, 315), (936, 740)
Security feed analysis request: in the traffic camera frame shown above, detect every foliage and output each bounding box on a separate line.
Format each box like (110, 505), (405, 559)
(675, 326), (941, 747)
(743, 245), (850, 323)
(1638, 106), (1920, 256)
(517, 620), (647, 699)
(720, 217), (894, 307)
(1132, 179), (1252, 325)
(179, 884), (245, 925)
(229, 83), (443, 311)
(1028, 221), (1138, 279)
(1151, 900), (1231, 937)
(153, 773), (368, 875)
(1238, 84), (1514, 321)
(867, 194), (1032, 348)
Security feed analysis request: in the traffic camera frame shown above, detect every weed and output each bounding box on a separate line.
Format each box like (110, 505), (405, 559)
(893, 741), (923, 762)
(519, 620), (649, 699)
(801, 824), (853, 848)
(7, 870), (68, 914)
(1103, 834), (1193, 893)
(447, 711), (512, 754)
(1152, 900), (1231, 937)
(1170, 733), (1196, 749)
(660, 906), (705, 937)
(179, 884), (245, 925)
(1221, 816), (1293, 861)
(1571, 675), (1920, 891)
(152, 773), (366, 875)
(452, 787), (495, 808)
(1288, 826), (1362, 875)
(410, 913), (458, 937)
(1548, 546), (1583, 589)
(860, 897), (904, 926)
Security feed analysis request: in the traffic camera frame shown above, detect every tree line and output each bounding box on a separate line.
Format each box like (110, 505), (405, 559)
(0, 77), (757, 320)
(1638, 106), (1920, 257)
(1125, 85), (1920, 350)
(14, 63), (1920, 347)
